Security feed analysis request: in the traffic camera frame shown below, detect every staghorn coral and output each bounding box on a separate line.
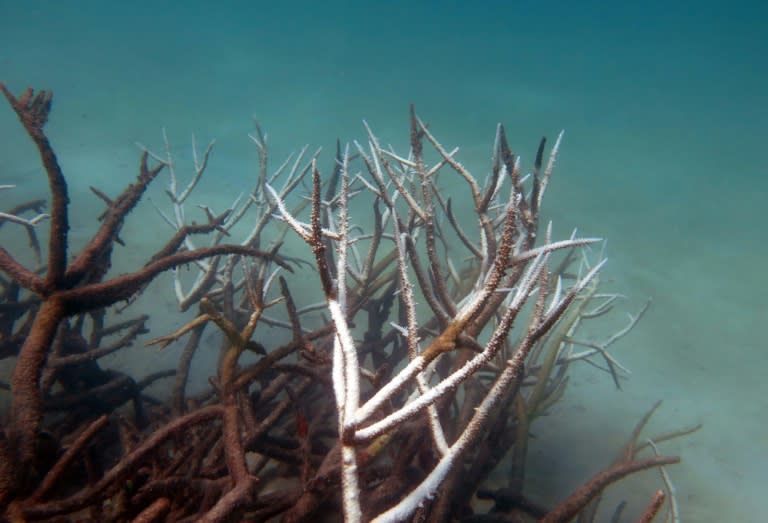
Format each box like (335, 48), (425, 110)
(0, 85), (693, 522)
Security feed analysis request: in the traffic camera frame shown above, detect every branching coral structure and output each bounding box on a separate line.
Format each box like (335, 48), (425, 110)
(0, 86), (695, 522)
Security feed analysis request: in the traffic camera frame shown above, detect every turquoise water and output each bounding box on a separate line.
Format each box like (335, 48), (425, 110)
(2, 1), (766, 521)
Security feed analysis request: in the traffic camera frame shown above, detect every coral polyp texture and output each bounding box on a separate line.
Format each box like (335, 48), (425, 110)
(0, 85), (692, 522)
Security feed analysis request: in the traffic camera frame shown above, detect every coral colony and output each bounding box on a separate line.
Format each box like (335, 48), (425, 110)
(0, 85), (695, 522)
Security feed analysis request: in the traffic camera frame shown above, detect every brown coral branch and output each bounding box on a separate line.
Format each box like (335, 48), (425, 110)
(0, 84), (69, 289)
(309, 162), (336, 300)
(63, 151), (164, 287)
(58, 244), (290, 314)
(30, 414), (109, 502)
(130, 497), (171, 523)
(21, 405), (224, 519)
(0, 247), (46, 294)
(540, 456), (679, 523)
(8, 296), (67, 471)
(633, 489), (666, 523)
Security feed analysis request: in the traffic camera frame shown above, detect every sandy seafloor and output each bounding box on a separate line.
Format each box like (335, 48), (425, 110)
(1, 1), (766, 521)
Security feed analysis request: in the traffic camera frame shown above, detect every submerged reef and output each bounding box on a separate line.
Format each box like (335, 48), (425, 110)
(0, 85), (695, 522)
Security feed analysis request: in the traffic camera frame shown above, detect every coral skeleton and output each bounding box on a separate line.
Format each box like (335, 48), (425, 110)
(0, 85), (693, 522)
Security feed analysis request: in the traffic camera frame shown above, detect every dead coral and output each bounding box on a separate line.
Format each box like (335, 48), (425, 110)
(0, 85), (693, 522)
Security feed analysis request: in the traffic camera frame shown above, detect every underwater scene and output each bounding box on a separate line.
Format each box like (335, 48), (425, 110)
(0, 1), (765, 521)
